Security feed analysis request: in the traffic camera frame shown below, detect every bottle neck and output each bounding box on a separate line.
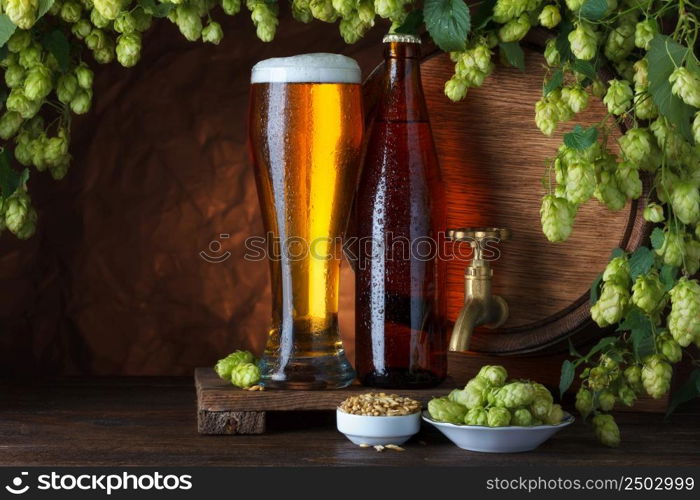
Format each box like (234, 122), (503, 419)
(376, 42), (428, 122)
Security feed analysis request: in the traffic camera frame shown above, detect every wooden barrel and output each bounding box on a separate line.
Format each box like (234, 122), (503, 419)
(362, 41), (649, 355)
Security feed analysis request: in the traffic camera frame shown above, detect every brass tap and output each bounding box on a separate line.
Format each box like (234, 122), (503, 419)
(448, 227), (510, 352)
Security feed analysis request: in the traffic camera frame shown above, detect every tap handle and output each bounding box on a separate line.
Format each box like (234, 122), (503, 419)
(447, 227), (510, 262)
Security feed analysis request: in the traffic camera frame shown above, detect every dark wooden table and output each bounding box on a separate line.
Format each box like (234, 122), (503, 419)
(0, 377), (697, 466)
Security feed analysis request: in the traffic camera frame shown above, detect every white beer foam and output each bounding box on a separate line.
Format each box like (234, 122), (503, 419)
(251, 53), (361, 84)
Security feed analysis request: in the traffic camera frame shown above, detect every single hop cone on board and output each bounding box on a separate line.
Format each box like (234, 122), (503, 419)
(592, 414), (620, 447)
(230, 362), (261, 389)
(667, 277), (700, 347)
(641, 354), (672, 399)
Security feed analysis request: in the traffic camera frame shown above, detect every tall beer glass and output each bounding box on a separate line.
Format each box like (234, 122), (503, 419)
(248, 54), (363, 389)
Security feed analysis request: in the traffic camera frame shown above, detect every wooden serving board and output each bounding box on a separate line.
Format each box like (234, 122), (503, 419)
(196, 352), (667, 434)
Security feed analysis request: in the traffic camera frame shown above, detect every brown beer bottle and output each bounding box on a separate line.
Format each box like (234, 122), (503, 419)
(354, 34), (447, 388)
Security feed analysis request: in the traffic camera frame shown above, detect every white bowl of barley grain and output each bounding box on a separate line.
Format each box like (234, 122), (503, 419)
(336, 393), (422, 446)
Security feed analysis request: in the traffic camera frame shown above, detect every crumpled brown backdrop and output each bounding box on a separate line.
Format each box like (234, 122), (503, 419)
(0, 12), (385, 376)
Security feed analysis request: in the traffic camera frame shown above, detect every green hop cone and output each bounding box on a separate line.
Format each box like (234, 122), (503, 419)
(339, 15), (372, 45)
(93, 39), (116, 65)
(598, 390), (616, 411)
(631, 271), (665, 315)
(561, 86), (589, 114)
(568, 23), (597, 61)
(693, 112), (700, 145)
(633, 58), (648, 89)
(18, 43), (41, 69)
(70, 89), (92, 115)
(459, 376), (490, 408)
(667, 277), (700, 347)
(332, 0), (353, 16)
(538, 5), (560, 28)
(604, 22), (634, 63)
(544, 38), (560, 66)
(222, 0), (242, 15)
(132, 7), (153, 31)
(248, 0), (279, 42)
(0, 111), (24, 140)
(624, 365), (644, 393)
(564, 162), (596, 204)
(543, 403), (564, 425)
(615, 162), (642, 199)
(49, 159), (70, 181)
(75, 65), (94, 90)
(85, 29), (108, 51)
(214, 350), (255, 379)
(669, 67), (700, 109)
(685, 237), (700, 276)
(60, 1), (83, 23)
(658, 334), (683, 364)
(634, 19), (657, 50)
(493, 382), (535, 408)
(4, 191), (31, 234)
(4, 0), (39, 30)
(670, 182), (700, 225)
(603, 79), (633, 115)
(202, 21), (224, 45)
(93, 0), (123, 20)
(534, 96), (561, 136)
(90, 8), (111, 28)
(116, 33), (142, 68)
(23, 64), (53, 101)
(540, 194), (575, 242)
(594, 166), (626, 211)
(656, 228), (685, 268)
(529, 383), (554, 420)
(428, 397), (466, 424)
(476, 365), (508, 387)
(487, 407), (511, 427)
(7, 30), (32, 53)
(603, 255), (630, 287)
(464, 407), (488, 426)
(308, 0), (337, 22)
(4, 64), (25, 89)
(592, 414), (620, 447)
(230, 362), (261, 388)
(6, 88), (39, 119)
(641, 354), (672, 399)
(57, 74), (79, 104)
(575, 388), (593, 418)
(444, 75), (468, 102)
(114, 12), (137, 34)
(72, 19), (93, 39)
(14, 206), (37, 239)
(291, 0), (313, 22)
(564, 0), (584, 9)
(590, 282), (629, 327)
(498, 13), (530, 43)
(617, 384), (636, 406)
(618, 127), (652, 164)
(510, 408), (533, 426)
(492, 0), (527, 24)
(175, 4), (203, 41)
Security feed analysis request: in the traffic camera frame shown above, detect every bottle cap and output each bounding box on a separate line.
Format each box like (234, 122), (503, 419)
(382, 33), (421, 44)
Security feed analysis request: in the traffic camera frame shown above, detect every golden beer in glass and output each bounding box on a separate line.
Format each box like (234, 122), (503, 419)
(248, 54), (363, 389)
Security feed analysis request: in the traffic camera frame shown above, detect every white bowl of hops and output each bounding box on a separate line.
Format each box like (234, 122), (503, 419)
(336, 393), (422, 446)
(422, 365), (574, 453)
